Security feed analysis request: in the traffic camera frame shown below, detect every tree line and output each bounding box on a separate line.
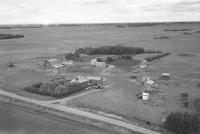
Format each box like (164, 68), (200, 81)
(77, 45), (145, 55)
(0, 34), (24, 40)
(24, 76), (96, 98)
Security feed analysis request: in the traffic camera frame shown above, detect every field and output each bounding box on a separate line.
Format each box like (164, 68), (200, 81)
(0, 23), (200, 64)
(0, 23), (200, 131)
(0, 102), (115, 134)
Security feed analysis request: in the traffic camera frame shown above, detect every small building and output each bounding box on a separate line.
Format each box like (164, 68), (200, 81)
(142, 92), (150, 100)
(91, 59), (106, 68)
(86, 76), (102, 81)
(51, 62), (64, 69)
(146, 79), (155, 85)
(139, 64), (147, 69)
(161, 73), (170, 79)
(91, 59), (97, 66)
(132, 69), (138, 73)
(142, 60), (147, 63)
(62, 60), (73, 65)
(47, 58), (58, 63)
(141, 76), (152, 82)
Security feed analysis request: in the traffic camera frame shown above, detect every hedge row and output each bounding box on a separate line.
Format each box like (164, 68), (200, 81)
(145, 52), (170, 62)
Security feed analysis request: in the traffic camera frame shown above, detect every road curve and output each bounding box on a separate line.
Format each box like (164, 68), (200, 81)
(0, 89), (162, 134)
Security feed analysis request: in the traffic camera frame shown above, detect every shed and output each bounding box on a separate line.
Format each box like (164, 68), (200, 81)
(139, 64), (147, 69)
(142, 92), (150, 100)
(62, 60), (73, 65)
(51, 63), (64, 68)
(161, 73), (170, 79)
(86, 76), (102, 81)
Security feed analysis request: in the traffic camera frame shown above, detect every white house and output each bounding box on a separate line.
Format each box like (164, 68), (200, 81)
(91, 59), (106, 68)
(91, 59), (97, 66)
(96, 62), (106, 68)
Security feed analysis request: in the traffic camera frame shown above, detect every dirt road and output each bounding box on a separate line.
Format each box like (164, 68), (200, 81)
(0, 89), (162, 134)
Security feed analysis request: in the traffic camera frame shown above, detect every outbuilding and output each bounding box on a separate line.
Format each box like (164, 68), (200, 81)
(161, 73), (170, 79)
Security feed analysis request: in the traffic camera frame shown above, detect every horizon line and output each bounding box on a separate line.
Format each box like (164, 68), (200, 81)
(0, 20), (200, 26)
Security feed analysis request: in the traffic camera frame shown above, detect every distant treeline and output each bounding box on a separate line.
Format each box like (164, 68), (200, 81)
(164, 29), (192, 31)
(24, 76), (95, 98)
(145, 52), (170, 62)
(154, 36), (170, 39)
(78, 45), (145, 55)
(0, 34), (24, 40)
(0, 27), (10, 29)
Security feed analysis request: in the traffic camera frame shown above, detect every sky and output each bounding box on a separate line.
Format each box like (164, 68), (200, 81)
(0, 0), (199, 24)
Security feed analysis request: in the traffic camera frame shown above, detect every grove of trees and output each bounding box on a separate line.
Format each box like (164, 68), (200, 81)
(164, 112), (200, 134)
(24, 76), (95, 98)
(78, 45), (145, 55)
(0, 34), (24, 40)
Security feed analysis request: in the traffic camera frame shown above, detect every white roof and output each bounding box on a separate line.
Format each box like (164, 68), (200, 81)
(162, 73), (170, 76)
(139, 64), (147, 69)
(62, 61), (73, 65)
(142, 60), (147, 63)
(48, 58), (58, 62)
(51, 63), (64, 68)
(86, 76), (102, 81)
(96, 62), (106, 67)
(142, 76), (151, 80)
(146, 80), (155, 85)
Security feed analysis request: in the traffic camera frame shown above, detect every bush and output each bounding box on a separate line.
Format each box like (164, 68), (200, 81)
(120, 55), (132, 60)
(145, 52), (170, 62)
(106, 57), (114, 63)
(180, 92), (189, 101)
(164, 112), (200, 134)
(197, 82), (200, 88)
(8, 62), (15, 68)
(97, 58), (103, 62)
(65, 50), (80, 61)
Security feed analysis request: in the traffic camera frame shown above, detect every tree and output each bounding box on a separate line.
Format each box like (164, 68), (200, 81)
(8, 62), (15, 68)
(106, 57), (114, 63)
(97, 58), (103, 62)
(164, 112), (200, 134)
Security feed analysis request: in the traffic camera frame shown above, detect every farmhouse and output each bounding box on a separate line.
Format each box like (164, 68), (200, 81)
(90, 59), (106, 68)
(91, 59), (97, 66)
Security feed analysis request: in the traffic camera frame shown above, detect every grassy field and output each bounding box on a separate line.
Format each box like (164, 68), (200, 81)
(0, 23), (200, 128)
(0, 23), (200, 64)
(67, 52), (200, 125)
